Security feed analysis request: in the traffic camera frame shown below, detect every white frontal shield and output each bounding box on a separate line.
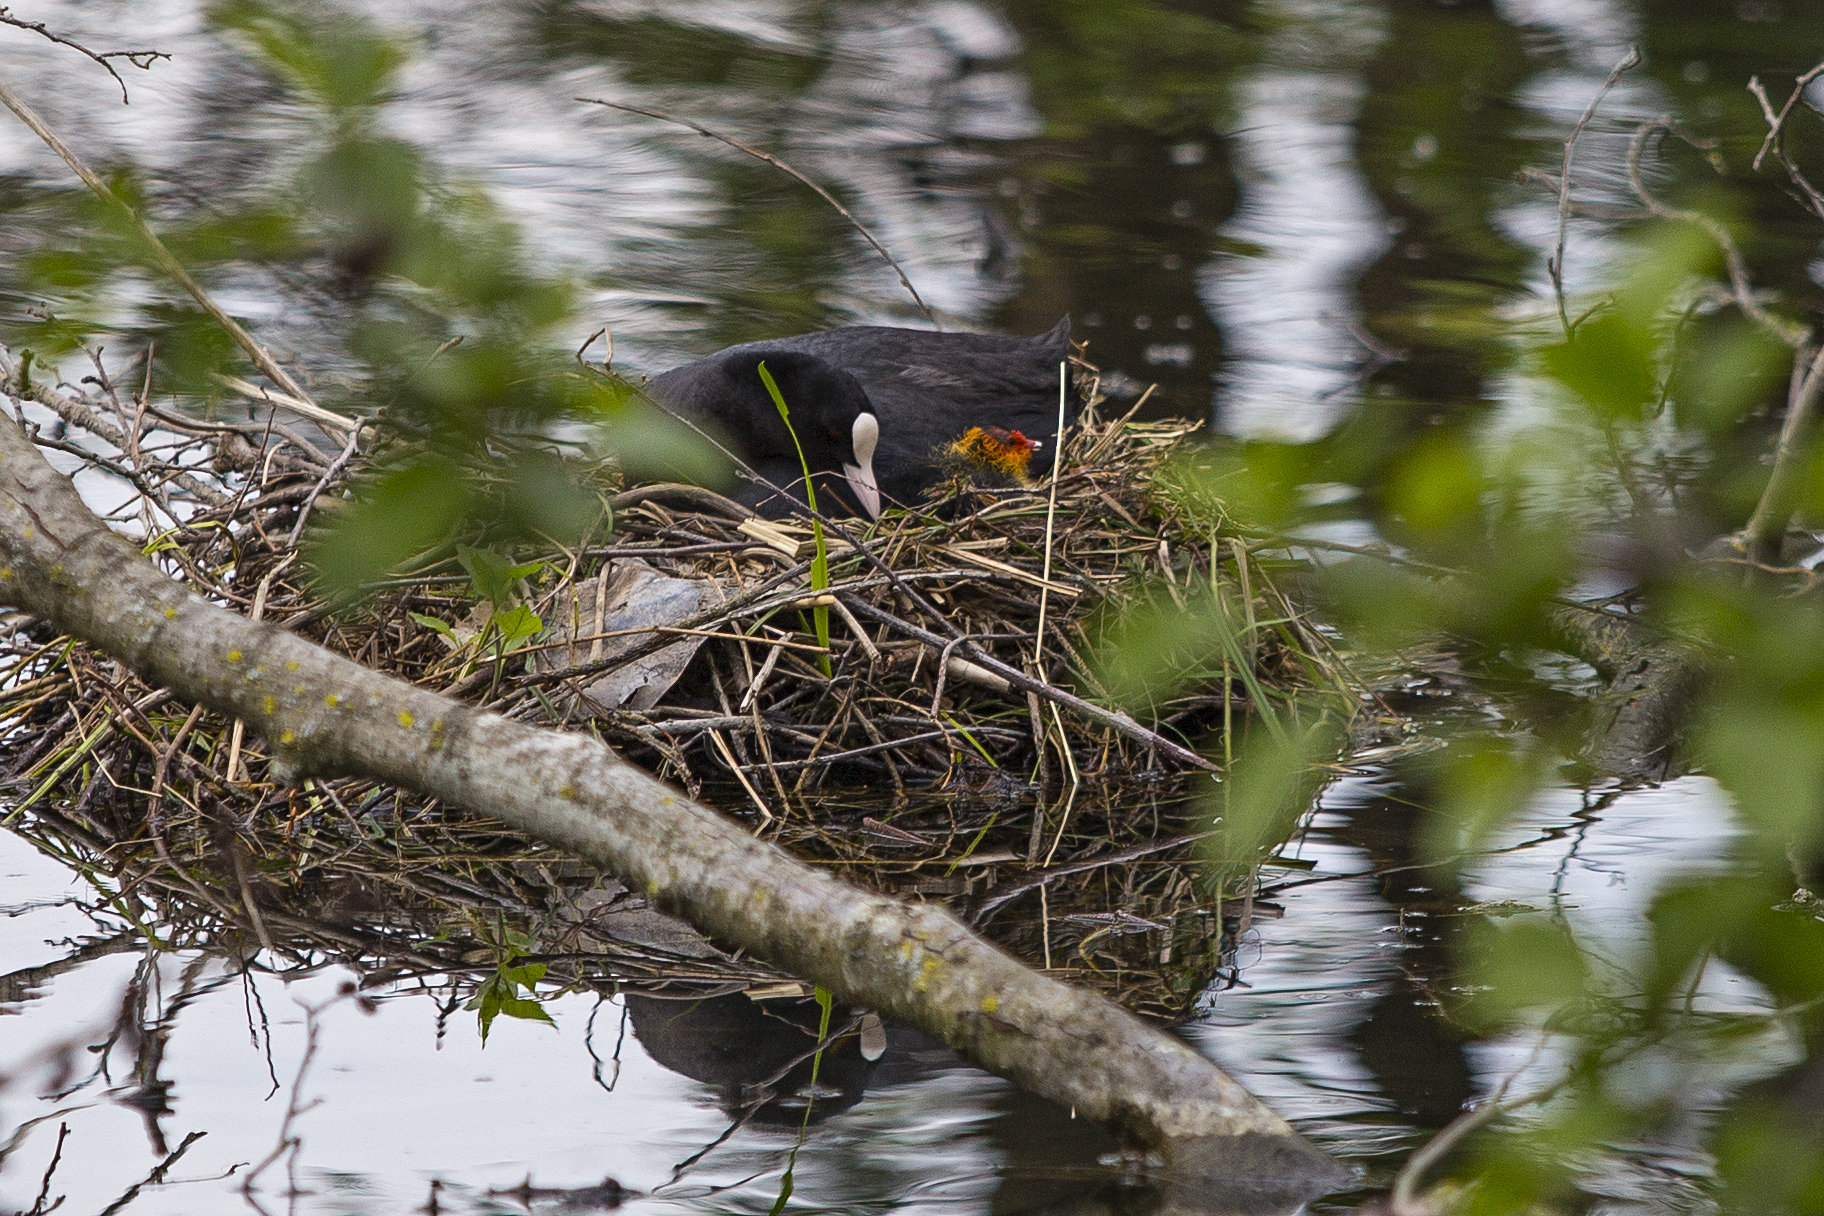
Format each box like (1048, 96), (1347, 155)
(842, 412), (882, 519)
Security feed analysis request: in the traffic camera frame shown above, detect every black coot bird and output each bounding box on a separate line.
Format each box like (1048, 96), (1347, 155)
(646, 348), (881, 520)
(645, 319), (1072, 518)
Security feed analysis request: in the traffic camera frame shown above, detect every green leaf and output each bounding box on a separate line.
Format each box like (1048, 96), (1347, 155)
(757, 359), (833, 675)
(470, 946), (554, 1044)
(1541, 312), (1658, 420)
(492, 605), (544, 650)
(457, 545), (545, 607)
(1459, 917), (1593, 1031)
(309, 459), (472, 597)
(409, 611), (456, 639)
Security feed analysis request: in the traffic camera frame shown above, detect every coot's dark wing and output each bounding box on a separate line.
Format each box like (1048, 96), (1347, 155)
(772, 320), (1073, 508)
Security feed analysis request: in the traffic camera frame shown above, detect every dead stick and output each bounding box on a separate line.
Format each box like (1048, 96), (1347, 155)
(839, 593), (1217, 772)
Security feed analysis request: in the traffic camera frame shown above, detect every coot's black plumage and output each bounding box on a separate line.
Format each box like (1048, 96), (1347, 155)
(646, 348), (881, 520)
(646, 319), (1073, 517)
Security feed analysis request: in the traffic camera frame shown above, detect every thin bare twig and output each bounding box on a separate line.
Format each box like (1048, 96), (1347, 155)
(578, 98), (938, 327)
(287, 419), (366, 545)
(1550, 47), (1641, 337)
(96, 1130), (206, 1216)
(1033, 361), (1069, 666)
(1745, 343), (1824, 564)
(0, 8), (168, 105)
(1748, 61), (1824, 220)
(1625, 117), (1808, 349)
(27, 1121), (69, 1216)
(1390, 1040), (1560, 1216)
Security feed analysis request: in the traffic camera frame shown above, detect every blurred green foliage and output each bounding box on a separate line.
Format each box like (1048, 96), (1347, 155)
(1093, 60), (1824, 1212)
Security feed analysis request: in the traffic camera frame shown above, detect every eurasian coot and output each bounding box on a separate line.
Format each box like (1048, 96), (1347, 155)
(646, 347), (881, 519)
(646, 319), (1073, 516)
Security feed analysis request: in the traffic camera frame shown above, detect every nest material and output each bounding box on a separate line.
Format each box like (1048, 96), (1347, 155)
(0, 350), (1355, 1020)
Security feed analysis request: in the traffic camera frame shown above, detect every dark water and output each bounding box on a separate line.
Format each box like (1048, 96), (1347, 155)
(2, 1), (1822, 1212)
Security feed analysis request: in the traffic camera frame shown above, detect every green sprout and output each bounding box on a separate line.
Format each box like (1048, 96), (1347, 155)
(757, 360), (833, 677)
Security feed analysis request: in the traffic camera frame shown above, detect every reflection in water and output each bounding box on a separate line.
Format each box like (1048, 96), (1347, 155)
(624, 991), (878, 1126)
(1207, 0), (1389, 439)
(1, 770), (1796, 1213)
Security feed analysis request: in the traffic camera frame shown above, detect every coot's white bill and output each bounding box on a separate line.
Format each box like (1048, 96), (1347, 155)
(844, 413), (882, 519)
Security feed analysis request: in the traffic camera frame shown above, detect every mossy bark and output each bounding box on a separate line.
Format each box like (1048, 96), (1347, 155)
(1548, 605), (1711, 783)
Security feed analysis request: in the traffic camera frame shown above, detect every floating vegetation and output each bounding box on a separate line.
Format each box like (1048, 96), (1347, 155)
(0, 344), (1361, 1022)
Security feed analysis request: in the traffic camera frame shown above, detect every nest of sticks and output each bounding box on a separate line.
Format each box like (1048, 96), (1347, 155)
(0, 345), (1355, 1020)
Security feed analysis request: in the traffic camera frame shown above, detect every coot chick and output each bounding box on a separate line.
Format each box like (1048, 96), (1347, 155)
(646, 348), (881, 519)
(937, 426), (1043, 488)
(655, 320), (1074, 512)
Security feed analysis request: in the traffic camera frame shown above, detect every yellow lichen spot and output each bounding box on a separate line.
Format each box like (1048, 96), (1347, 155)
(981, 995), (1000, 1014)
(226, 650), (242, 663)
(163, 607), (177, 619)
(293, 685), (306, 695)
(558, 785), (576, 799)
(325, 694), (342, 709)
(0, 568), (10, 580)
(262, 696), (276, 714)
(397, 711), (415, 728)
(913, 957), (941, 993)
(285, 660), (299, 671)
(899, 941), (915, 961)
(279, 730), (296, 744)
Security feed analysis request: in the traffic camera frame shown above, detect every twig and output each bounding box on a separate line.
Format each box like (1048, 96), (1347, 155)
(1033, 361), (1068, 665)
(578, 98), (937, 327)
(242, 989), (348, 1203)
(96, 1130), (206, 1216)
(0, 352), (233, 506)
(1748, 61), (1824, 221)
(210, 372), (356, 436)
(1389, 1040), (1561, 1216)
(27, 1121), (69, 1216)
(839, 593), (1218, 772)
(1745, 342), (1824, 564)
(0, 8), (169, 105)
(972, 831), (1215, 921)
(1624, 117), (1807, 349)
(287, 419), (366, 545)
(1549, 47), (1641, 337)
(0, 74), (327, 413)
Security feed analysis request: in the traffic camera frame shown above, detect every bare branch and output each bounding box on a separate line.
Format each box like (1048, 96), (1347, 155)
(1550, 47), (1642, 337)
(1748, 61), (1824, 221)
(0, 8), (169, 105)
(1624, 117), (1809, 349)
(1745, 342), (1824, 564)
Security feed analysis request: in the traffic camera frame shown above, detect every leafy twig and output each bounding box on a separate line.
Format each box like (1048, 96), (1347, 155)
(0, 73), (344, 423)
